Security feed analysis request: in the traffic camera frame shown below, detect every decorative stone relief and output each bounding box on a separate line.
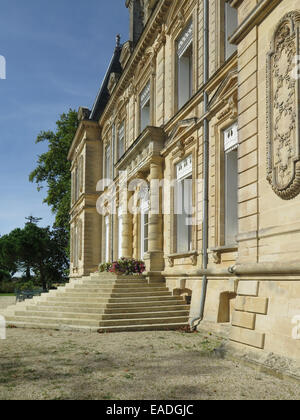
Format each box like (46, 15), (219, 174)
(267, 11), (300, 200)
(108, 72), (121, 95)
(217, 92), (238, 121)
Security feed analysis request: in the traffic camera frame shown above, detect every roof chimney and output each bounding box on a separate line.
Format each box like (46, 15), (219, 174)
(125, 0), (144, 47)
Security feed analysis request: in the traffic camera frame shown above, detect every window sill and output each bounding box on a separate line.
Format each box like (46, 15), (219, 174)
(209, 244), (238, 264)
(167, 251), (198, 267)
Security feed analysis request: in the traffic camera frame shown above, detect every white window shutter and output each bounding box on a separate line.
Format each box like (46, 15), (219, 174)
(224, 122), (238, 152)
(176, 155), (193, 180)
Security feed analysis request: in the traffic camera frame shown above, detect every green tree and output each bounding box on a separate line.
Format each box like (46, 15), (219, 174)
(0, 269), (11, 283)
(29, 109), (79, 233)
(0, 221), (69, 291)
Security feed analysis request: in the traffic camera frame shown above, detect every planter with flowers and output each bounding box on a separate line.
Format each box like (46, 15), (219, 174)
(98, 258), (146, 278)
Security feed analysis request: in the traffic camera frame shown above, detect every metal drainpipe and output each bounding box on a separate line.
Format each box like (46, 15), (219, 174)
(190, 0), (209, 330)
(111, 125), (116, 262)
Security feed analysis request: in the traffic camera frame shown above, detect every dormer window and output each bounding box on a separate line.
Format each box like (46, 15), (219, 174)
(140, 81), (151, 133)
(177, 21), (193, 110)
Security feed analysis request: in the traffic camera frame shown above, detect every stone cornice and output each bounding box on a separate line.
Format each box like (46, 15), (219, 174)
(115, 126), (165, 174)
(229, 0), (283, 45)
(99, 0), (172, 126)
(67, 119), (100, 162)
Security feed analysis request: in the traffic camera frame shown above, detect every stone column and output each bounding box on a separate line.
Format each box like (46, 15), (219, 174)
(121, 189), (133, 259)
(145, 157), (164, 276)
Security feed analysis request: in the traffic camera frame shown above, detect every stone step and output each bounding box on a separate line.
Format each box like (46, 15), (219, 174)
(90, 276), (149, 284)
(6, 314), (188, 328)
(104, 304), (190, 314)
(81, 280), (149, 286)
(5, 321), (188, 333)
(98, 316), (189, 327)
(29, 304), (107, 313)
(14, 310), (103, 320)
(15, 309), (189, 321)
(46, 295), (183, 304)
(28, 303), (189, 314)
(4, 271), (190, 333)
(101, 310), (189, 320)
(57, 291), (172, 298)
(36, 300), (186, 310)
(5, 315), (101, 327)
(70, 286), (168, 293)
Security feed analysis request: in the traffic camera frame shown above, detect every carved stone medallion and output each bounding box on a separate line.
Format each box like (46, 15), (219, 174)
(267, 11), (300, 200)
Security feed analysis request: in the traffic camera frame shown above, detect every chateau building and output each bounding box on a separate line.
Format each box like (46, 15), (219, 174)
(68, 0), (300, 366)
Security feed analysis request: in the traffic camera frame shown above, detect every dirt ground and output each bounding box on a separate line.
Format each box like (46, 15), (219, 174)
(0, 328), (299, 400)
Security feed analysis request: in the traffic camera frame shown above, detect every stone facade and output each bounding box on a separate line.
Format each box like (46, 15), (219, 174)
(68, 0), (300, 367)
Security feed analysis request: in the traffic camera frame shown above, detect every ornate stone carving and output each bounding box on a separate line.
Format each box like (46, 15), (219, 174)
(267, 11), (300, 200)
(212, 251), (221, 265)
(108, 72), (120, 95)
(167, 256), (174, 267)
(77, 107), (90, 121)
(217, 92), (238, 121)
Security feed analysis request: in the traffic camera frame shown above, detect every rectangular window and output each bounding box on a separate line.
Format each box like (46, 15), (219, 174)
(140, 82), (151, 133)
(118, 122), (125, 160)
(224, 123), (238, 245)
(177, 21), (193, 110)
(105, 144), (111, 179)
(225, 2), (238, 60)
(175, 155), (193, 253)
(75, 167), (80, 202)
(140, 199), (149, 258)
(105, 216), (110, 262)
(74, 225), (78, 268)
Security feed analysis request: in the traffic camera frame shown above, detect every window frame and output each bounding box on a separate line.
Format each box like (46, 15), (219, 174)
(139, 81), (151, 134)
(175, 20), (194, 111)
(218, 0), (238, 65)
(223, 122), (238, 245)
(117, 122), (125, 161)
(105, 143), (111, 180)
(174, 155), (193, 254)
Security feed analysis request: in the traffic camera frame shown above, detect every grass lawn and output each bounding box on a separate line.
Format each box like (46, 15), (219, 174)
(0, 293), (15, 296)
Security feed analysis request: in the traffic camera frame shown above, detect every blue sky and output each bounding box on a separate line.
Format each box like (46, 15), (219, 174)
(0, 0), (128, 235)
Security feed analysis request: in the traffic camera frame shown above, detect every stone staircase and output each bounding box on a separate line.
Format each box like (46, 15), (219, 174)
(1, 273), (190, 332)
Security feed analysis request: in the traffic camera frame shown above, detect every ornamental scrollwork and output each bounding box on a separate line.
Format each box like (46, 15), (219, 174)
(266, 11), (300, 200)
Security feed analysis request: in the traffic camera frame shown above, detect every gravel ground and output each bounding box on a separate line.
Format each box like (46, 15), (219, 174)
(0, 328), (299, 400)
